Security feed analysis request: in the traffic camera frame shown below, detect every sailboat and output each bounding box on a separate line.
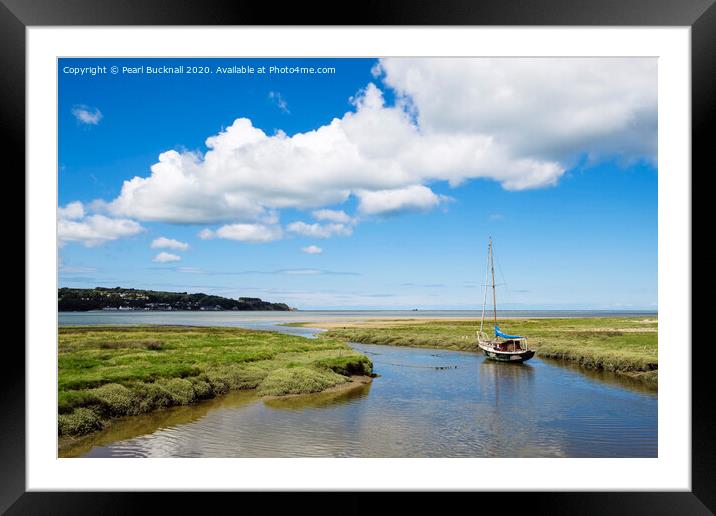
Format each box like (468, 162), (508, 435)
(477, 237), (535, 363)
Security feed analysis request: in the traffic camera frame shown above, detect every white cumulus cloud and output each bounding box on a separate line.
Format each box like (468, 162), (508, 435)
(376, 57), (657, 163)
(357, 185), (448, 216)
(152, 252), (181, 263)
(312, 209), (355, 224)
(287, 221), (353, 239)
(301, 245), (323, 254)
(58, 201), (85, 220)
(202, 223), (283, 243)
(99, 58), (654, 236)
(197, 228), (215, 240)
(150, 236), (189, 251)
(58, 201), (143, 247)
(72, 105), (103, 125)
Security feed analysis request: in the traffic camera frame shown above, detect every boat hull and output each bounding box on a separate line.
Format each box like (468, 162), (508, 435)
(478, 343), (535, 363)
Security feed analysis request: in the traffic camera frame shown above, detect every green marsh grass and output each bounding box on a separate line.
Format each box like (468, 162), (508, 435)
(318, 317), (657, 380)
(58, 325), (372, 437)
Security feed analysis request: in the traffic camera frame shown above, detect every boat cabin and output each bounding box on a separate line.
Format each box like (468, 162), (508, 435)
(495, 338), (527, 352)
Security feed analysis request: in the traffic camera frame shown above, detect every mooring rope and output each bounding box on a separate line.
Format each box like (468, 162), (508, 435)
(372, 361), (458, 370)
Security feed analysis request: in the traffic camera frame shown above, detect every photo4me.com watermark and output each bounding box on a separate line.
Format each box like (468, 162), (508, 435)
(61, 63), (338, 76)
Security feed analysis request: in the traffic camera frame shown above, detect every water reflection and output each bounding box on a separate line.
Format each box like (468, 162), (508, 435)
(481, 358), (534, 383)
(264, 381), (372, 411)
(475, 360), (567, 457)
(479, 359), (534, 407)
(60, 390), (258, 458)
(64, 343), (657, 458)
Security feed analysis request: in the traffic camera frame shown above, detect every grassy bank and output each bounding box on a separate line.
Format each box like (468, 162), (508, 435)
(301, 317), (657, 382)
(58, 325), (372, 437)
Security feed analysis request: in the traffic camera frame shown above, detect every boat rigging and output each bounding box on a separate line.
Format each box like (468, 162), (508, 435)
(477, 237), (535, 363)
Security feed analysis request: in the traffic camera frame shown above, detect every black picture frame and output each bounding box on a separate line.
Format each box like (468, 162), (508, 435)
(5, 0), (713, 513)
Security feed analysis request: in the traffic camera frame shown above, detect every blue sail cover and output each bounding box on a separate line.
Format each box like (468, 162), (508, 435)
(495, 326), (525, 339)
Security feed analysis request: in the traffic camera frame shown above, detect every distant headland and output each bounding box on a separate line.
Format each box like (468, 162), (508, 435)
(58, 287), (294, 312)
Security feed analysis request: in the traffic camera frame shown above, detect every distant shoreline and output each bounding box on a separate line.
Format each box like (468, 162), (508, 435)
(286, 316), (658, 329)
(59, 309), (658, 316)
(58, 287), (292, 312)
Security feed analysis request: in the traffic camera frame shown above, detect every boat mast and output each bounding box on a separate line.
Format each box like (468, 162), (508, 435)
(480, 239), (490, 332)
(490, 237), (497, 327)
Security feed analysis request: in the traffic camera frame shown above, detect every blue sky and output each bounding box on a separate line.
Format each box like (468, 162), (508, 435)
(58, 57), (657, 310)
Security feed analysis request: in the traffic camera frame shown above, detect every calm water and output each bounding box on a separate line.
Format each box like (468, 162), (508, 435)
(58, 311), (658, 458)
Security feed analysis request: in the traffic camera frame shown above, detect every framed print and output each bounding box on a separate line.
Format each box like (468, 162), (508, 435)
(5, 0), (714, 512)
